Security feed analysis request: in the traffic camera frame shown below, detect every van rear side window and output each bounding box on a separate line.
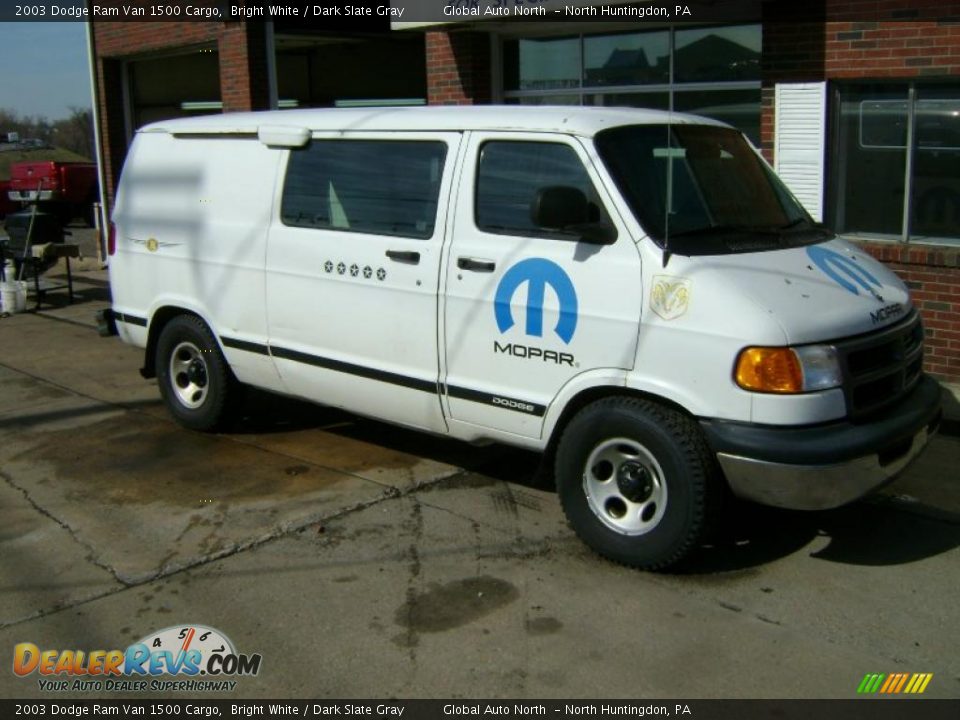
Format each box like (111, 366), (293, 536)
(281, 140), (447, 239)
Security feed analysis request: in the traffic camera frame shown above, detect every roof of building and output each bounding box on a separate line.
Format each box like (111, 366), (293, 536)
(138, 105), (728, 139)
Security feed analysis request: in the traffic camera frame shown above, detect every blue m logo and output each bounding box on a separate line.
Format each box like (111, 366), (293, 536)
(806, 246), (881, 296)
(494, 258), (578, 344)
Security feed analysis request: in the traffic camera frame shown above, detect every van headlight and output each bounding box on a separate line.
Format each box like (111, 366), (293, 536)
(734, 345), (842, 394)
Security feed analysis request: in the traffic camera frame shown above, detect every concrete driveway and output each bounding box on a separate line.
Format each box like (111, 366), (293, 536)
(0, 263), (958, 700)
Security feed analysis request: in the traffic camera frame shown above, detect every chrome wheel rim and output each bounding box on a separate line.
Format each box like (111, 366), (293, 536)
(169, 341), (209, 409)
(583, 437), (667, 535)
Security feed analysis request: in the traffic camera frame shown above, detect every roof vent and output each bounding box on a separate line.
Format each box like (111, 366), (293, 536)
(258, 125), (310, 148)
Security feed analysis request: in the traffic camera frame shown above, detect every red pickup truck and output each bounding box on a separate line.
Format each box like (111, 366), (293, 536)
(7, 161), (98, 225)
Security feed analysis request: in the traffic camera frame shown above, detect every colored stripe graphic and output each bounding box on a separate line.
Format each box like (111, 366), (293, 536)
(858, 673), (932, 694)
(888, 673), (906, 693)
(879, 674), (897, 693)
(858, 674), (884, 694)
(909, 674), (933, 694)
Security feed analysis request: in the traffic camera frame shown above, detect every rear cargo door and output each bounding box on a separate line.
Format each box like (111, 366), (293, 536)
(265, 132), (462, 433)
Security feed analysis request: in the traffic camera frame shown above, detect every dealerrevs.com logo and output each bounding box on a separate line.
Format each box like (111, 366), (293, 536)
(13, 624), (261, 693)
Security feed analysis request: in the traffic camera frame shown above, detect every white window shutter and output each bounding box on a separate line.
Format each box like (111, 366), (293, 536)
(774, 82), (827, 222)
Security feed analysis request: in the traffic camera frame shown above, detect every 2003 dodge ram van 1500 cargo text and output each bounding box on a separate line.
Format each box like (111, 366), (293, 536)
(105, 106), (942, 569)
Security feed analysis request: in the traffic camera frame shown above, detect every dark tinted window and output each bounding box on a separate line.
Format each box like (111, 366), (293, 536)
(596, 124), (816, 253)
(281, 140), (447, 239)
(476, 141), (603, 237)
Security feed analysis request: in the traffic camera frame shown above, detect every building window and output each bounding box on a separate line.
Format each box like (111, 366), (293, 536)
(502, 25), (761, 145)
(830, 83), (960, 245)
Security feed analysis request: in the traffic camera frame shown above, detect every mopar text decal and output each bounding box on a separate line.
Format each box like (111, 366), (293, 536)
(494, 341), (574, 366)
(870, 303), (904, 325)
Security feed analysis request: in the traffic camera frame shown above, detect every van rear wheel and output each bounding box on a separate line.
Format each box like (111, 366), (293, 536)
(555, 397), (719, 571)
(156, 315), (234, 432)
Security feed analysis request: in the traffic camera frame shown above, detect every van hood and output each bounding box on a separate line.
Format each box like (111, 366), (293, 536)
(701, 237), (912, 345)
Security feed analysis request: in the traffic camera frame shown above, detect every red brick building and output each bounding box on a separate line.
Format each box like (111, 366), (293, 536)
(90, 1), (960, 380)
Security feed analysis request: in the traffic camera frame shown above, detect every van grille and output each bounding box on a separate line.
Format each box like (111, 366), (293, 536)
(835, 312), (924, 419)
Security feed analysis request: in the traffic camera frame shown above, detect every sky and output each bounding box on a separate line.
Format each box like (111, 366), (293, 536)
(0, 22), (93, 121)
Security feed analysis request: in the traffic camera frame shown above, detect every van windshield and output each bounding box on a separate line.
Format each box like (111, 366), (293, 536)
(595, 124), (831, 254)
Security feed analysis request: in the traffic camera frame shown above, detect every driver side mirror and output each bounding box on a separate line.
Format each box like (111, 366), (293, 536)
(531, 186), (616, 245)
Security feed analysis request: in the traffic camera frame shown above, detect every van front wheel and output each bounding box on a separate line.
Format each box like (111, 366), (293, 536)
(555, 397), (719, 570)
(156, 315), (234, 432)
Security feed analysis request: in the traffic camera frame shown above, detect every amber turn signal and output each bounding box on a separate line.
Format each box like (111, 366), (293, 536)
(735, 347), (804, 393)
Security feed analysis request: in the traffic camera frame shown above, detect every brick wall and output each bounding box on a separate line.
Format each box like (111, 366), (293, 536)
(858, 243), (960, 381)
(425, 31), (491, 105)
(824, 21), (960, 79)
(218, 24), (271, 113)
(93, 21), (220, 56)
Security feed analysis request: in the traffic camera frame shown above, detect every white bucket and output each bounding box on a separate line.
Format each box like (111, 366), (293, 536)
(0, 281), (27, 314)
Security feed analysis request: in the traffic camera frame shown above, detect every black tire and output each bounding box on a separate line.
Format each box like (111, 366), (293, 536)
(555, 396), (720, 571)
(155, 315), (235, 432)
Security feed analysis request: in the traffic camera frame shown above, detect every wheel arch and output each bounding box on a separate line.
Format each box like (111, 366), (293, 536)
(141, 305), (212, 379)
(543, 384), (698, 478)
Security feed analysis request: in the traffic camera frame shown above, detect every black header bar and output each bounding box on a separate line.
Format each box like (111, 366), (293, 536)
(4, 1), (960, 24)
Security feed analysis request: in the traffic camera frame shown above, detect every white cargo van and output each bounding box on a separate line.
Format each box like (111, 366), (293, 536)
(105, 106), (941, 569)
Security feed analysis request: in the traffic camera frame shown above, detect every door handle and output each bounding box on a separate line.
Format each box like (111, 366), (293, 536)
(457, 257), (496, 273)
(386, 250), (420, 264)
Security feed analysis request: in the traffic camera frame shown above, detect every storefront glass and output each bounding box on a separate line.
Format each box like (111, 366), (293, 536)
(674, 25), (761, 83)
(506, 94), (582, 106)
(583, 31), (669, 87)
(502, 25), (761, 145)
(503, 36), (580, 92)
(584, 92), (670, 110)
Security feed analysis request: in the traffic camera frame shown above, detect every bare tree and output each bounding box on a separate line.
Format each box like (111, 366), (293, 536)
(0, 107), (94, 158)
(54, 107), (94, 159)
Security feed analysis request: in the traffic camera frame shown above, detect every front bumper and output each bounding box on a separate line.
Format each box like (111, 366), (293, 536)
(700, 375), (943, 510)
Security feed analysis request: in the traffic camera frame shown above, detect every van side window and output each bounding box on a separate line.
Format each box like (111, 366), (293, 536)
(476, 141), (607, 237)
(281, 140), (447, 239)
